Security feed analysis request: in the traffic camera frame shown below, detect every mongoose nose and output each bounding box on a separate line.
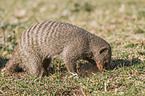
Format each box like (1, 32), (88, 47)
(106, 60), (109, 62)
(104, 60), (109, 64)
(98, 65), (103, 71)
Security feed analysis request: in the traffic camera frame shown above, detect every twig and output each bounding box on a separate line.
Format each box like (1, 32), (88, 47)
(104, 82), (107, 92)
(1, 24), (5, 51)
(81, 87), (86, 96)
(0, 90), (5, 95)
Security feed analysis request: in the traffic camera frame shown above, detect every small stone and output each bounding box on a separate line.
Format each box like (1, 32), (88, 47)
(79, 62), (99, 77)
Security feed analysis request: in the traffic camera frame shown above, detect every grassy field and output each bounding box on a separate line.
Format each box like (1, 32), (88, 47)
(0, 0), (145, 95)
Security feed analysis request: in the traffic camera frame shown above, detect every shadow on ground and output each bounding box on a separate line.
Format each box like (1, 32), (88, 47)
(110, 57), (142, 69)
(0, 56), (143, 76)
(0, 57), (9, 70)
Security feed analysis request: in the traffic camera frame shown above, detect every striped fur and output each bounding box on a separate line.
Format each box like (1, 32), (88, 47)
(5, 21), (111, 77)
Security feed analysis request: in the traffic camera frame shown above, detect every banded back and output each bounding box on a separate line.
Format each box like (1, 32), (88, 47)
(20, 21), (85, 48)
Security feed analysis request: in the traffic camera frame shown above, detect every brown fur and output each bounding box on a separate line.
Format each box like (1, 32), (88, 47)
(5, 21), (111, 77)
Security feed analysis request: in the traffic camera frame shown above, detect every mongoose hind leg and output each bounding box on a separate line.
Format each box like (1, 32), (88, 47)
(6, 45), (22, 72)
(22, 50), (43, 77)
(6, 59), (22, 72)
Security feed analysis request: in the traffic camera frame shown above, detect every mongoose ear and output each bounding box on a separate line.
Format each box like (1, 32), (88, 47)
(99, 47), (108, 54)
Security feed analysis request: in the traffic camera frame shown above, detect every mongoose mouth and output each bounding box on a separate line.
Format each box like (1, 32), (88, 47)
(97, 61), (103, 71)
(97, 64), (103, 71)
(97, 60), (110, 71)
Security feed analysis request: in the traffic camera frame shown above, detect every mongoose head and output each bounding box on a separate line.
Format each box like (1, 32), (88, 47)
(92, 46), (111, 71)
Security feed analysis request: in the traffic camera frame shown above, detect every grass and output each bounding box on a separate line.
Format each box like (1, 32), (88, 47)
(0, 0), (145, 95)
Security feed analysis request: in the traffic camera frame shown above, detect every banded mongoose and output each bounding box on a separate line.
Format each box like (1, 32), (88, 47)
(5, 21), (111, 77)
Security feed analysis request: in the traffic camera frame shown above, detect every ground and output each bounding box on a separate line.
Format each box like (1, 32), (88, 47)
(0, 0), (145, 95)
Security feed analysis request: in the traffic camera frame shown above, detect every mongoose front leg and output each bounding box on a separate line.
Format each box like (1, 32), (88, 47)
(63, 46), (81, 75)
(63, 56), (78, 78)
(64, 58), (77, 74)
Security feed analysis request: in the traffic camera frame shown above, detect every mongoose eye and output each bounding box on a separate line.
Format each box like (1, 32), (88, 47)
(99, 47), (108, 54)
